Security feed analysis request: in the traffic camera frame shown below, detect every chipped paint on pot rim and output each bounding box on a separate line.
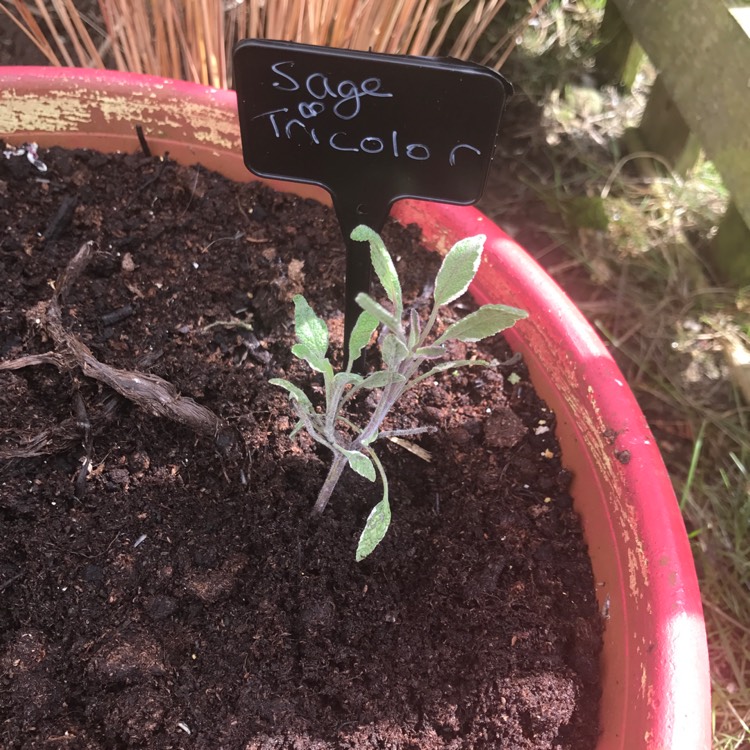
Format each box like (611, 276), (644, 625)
(0, 67), (711, 750)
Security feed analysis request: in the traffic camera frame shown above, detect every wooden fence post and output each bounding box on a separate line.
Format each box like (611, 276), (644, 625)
(633, 75), (701, 176)
(712, 202), (750, 283)
(594, 0), (750, 283)
(594, 0), (644, 90)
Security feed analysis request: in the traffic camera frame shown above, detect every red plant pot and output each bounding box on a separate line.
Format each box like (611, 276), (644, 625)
(0, 67), (711, 750)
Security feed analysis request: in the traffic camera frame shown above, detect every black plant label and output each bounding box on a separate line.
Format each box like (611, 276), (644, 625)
(233, 38), (512, 366)
(233, 39), (511, 216)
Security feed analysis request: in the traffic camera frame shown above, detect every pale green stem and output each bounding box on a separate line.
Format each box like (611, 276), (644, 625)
(295, 403), (328, 450)
(366, 446), (389, 499)
(312, 450), (348, 514)
(417, 302), (441, 349)
(356, 348), (429, 447)
(358, 380), (403, 446)
(313, 299), (440, 514)
(324, 378), (348, 439)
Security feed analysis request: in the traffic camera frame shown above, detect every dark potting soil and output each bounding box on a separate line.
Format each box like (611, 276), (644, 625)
(0, 145), (602, 750)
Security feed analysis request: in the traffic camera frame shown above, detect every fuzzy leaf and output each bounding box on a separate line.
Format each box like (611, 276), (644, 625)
(356, 497), (391, 562)
(338, 448), (376, 482)
(382, 333), (409, 370)
(342, 371), (406, 408)
(351, 225), (402, 317)
(358, 371), (406, 390)
(289, 419), (305, 438)
(355, 293), (402, 334)
(415, 345), (446, 359)
(362, 430), (379, 446)
(433, 235), (486, 307)
(293, 295), (328, 360)
(333, 371), (363, 389)
(347, 310), (379, 368)
(291, 343), (332, 377)
(435, 304), (528, 344)
(269, 378), (313, 409)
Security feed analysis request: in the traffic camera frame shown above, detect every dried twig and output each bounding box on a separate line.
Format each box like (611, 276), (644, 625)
(0, 242), (229, 459)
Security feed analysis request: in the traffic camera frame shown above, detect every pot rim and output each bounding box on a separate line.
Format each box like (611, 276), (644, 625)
(0, 66), (711, 750)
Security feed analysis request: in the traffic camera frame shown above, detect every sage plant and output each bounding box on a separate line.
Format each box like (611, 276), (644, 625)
(271, 225), (527, 560)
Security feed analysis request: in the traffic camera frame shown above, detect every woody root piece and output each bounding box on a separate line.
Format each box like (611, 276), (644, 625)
(0, 242), (227, 460)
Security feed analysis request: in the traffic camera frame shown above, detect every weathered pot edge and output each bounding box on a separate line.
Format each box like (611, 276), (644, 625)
(0, 66), (711, 750)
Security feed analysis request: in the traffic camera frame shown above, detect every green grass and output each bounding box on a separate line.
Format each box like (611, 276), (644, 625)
(686, 450), (750, 749)
(501, 1), (750, 746)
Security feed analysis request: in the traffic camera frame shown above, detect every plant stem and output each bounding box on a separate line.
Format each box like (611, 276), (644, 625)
(312, 450), (348, 514)
(359, 380), (402, 446)
(418, 303), (440, 349)
(324, 378), (347, 439)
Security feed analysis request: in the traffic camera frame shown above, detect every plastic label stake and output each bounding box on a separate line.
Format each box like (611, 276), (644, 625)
(233, 39), (512, 362)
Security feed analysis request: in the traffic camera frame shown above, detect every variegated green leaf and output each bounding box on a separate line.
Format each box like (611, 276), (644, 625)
(435, 304), (528, 344)
(351, 225), (402, 317)
(293, 295), (328, 360)
(361, 430), (379, 446)
(356, 497), (391, 562)
(333, 371), (363, 389)
(355, 293), (402, 334)
(269, 378), (313, 409)
(358, 371), (406, 390)
(347, 310), (379, 369)
(415, 345), (446, 359)
(433, 234), (486, 307)
(382, 333), (409, 370)
(291, 343), (331, 374)
(337, 448), (376, 482)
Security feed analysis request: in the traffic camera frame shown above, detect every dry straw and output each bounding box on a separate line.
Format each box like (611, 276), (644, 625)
(1, 0), (549, 88)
